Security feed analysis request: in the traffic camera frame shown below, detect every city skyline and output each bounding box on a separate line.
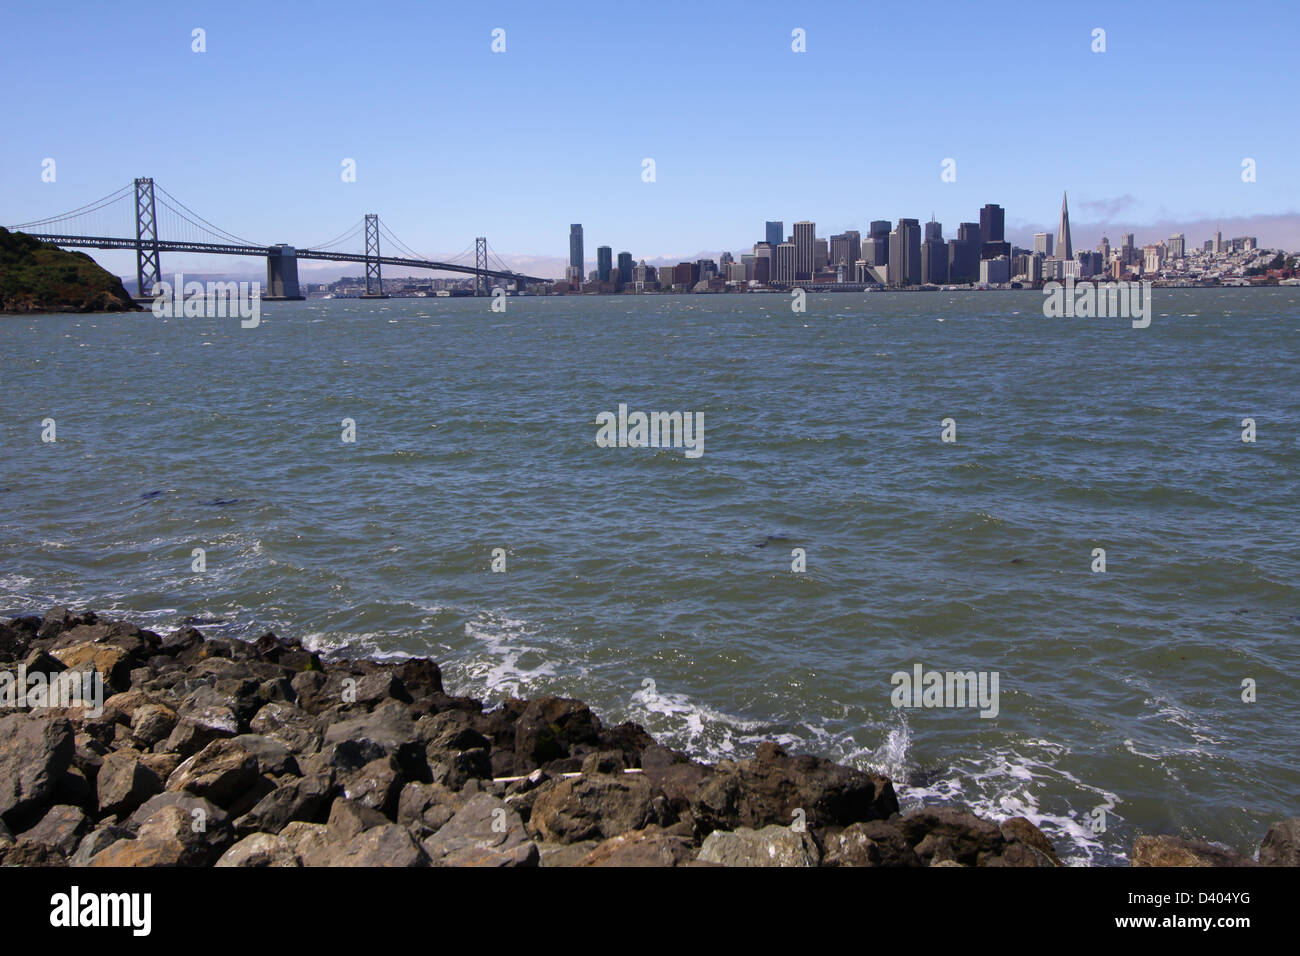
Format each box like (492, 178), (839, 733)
(2, 0), (1298, 281)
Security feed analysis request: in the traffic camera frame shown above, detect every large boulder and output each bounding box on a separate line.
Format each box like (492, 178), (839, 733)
(697, 825), (821, 867)
(1259, 818), (1300, 867)
(511, 697), (603, 773)
(215, 832), (302, 867)
(578, 826), (697, 867)
(421, 793), (537, 867)
(0, 714), (75, 828)
(335, 825), (430, 866)
(89, 806), (210, 867)
(690, 742), (897, 835)
(528, 773), (663, 844)
(1131, 835), (1257, 867)
(322, 701), (425, 780)
(96, 749), (165, 818)
(233, 773), (335, 835)
(822, 820), (922, 867)
(18, 804), (91, 857)
(166, 738), (261, 808)
(898, 807), (1008, 866)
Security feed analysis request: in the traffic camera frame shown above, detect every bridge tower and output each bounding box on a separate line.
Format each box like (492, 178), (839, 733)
(133, 178), (162, 297)
(362, 213), (388, 298)
(265, 245), (304, 300)
(475, 238), (489, 296)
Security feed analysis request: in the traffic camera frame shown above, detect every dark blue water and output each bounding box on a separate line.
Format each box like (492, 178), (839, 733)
(2, 288), (1297, 864)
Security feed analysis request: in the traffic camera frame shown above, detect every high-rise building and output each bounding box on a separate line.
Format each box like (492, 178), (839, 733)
(1213, 229), (1223, 253)
(765, 221), (784, 248)
(597, 246), (613, 282)
(569, 224), (584, 275)
(793, 221), (815, 280)
(617, 251), (633, 284)
(830, 232), (861, 272)
(813, 238), (828, 273)
(775, 241), (797, 284)
(752, 242), (774, 284)
(1056, 192), (1073, 261)
(1168, 233), (1185, 259)
(925, 217), (943, 243)
(887, 219), (921, 287)
(1033, 232), (1054, 256)
(947, 238), (978, 283)
(1121, 233), (1135, 266)
(922, 236), (947, 284)
(862, 237), (888, 266)
(1099, 236), (1110, 263)
(980, 204), (1005, 244)
(869, 220), (891, 241)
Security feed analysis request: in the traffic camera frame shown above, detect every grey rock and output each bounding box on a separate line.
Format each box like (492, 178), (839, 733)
(697, 825), (821, 867)
(422, 793), (537, 867)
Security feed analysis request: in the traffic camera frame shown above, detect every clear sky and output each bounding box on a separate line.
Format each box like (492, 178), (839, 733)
(2, 0), (1297, 277)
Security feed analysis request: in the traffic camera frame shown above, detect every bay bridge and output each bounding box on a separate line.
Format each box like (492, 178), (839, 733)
(6, 178), (548, 299)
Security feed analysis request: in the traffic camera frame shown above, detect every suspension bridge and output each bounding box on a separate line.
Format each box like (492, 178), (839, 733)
(6, 178), (547, 299)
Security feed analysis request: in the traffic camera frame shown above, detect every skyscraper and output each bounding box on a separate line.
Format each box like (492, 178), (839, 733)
(793, 221), (815, 281)
(1056, 192), (1073, 262)
(829, 232), (860, 271)
(596, 246), (613, 282)
(979, 204), (1005, 244)
(617, 251), (634, 284)
(949, 223), (982, 283)
(925, 216), (943, 243)
(752, 242), (774, 284)
(1033, 232), (1054, 256)
(775, 241), (797, 284)
(887, 218), (921, 287)
(765, 221), (783, 247)
(568, 224), (584, 284)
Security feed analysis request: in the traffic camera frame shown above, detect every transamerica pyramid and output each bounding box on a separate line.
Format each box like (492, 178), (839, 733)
(1057, 191), (1073, 261)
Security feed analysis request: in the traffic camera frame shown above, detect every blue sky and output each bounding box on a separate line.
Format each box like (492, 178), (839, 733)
(2, 0), (1297, 277)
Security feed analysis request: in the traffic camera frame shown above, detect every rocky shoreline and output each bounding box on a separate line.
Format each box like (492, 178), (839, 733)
(0, 607), (1293, 867)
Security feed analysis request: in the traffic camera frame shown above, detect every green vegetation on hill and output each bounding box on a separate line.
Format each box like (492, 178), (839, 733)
(0, 228), (141, 313)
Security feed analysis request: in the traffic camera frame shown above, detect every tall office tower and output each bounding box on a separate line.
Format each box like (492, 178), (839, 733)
(1034, 232), (1054, 256)
(1168, 234), (1185, 259)
(869, 220), (891, 241)
(925, 216), (943, 243)
(1056, 192), (1073, 262)
(980, 204), (1005, 244)
(765, 221), (783, 247)
(1213, 229), (1223, 253)
(596, 246), (613, 282)
(741, 254), (754, 280)
(719, 251), (734, 268)
(1121, 233), (1135, 266)
(948, 225), (981, 283)
(569, 224), (584, 276)
(813, 238), (828, 273)
(887, 219), (921, 287)
(752, 241), (774, 284)
(617, 251), (634, 284)
(921, 236), (948, 284)
(793, 221), (815, 280)
(775, 241), (797, 283)
(829, 232), (861, 271)
(1099, 236), (1110, 262)
(862, 237), (888, 266)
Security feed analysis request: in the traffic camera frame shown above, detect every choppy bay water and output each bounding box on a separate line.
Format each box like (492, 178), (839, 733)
(2, 289), (1297, 865)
